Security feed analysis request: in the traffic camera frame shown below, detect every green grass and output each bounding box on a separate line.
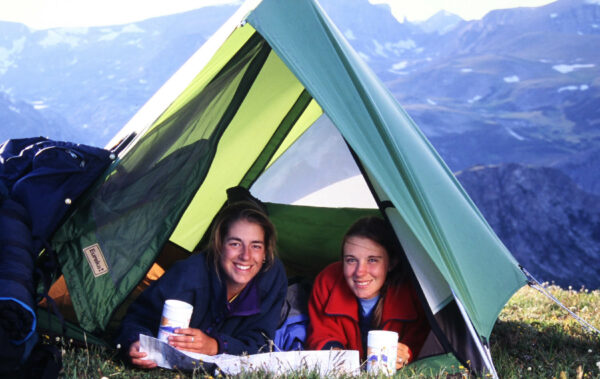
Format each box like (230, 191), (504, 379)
(490, 285), (600, 379)
(48, 285), (600, 378)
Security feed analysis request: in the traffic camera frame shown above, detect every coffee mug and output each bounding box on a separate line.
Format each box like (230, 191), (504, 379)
(366, 330), (398, 375)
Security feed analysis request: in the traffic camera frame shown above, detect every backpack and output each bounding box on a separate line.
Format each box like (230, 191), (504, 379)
(0, 137), (114, 375)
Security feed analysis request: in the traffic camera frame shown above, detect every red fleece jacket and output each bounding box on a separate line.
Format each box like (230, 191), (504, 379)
(306, 262), (429, 361)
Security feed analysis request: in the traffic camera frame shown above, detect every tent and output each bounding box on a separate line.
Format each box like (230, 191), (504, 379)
(44, 0), (528, 375)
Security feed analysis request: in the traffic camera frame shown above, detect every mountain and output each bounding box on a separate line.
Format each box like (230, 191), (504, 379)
(0, 92), (70, 140)
(384, 0), (600, 190)
(0, 5), (237, 147)
(552, 147), (600, 195)
(2, 0), (598, 176)
(456, 163), (600, 289)
(415, 10), (463, 35)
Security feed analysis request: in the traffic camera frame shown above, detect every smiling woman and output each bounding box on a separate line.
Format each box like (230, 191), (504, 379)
(306, 216), (430, 370)
(208, 203), (277, 300)
(114, 200), (287, 370)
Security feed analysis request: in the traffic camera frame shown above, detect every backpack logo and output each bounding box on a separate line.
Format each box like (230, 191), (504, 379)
(83, 243), (109, 277)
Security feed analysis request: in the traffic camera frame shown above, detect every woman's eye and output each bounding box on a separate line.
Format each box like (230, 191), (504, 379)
(344, 257), (356, 264)
(368, 258), (379, 263)
(228, 242), (240, 248)
(251, 244), (263, 250)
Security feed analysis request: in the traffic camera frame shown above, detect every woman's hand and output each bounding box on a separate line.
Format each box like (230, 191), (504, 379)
(128, 341), (158, 369)
(396, 342), (411, 369)
(169, 328), (219, 355)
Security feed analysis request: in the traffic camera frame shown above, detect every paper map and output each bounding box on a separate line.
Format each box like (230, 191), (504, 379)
(139, 334), (360, 375)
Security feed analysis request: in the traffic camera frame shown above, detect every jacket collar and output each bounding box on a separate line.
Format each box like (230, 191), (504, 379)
(210, 264), (261, 317)
(324, 273), (360, 322)
(226, 277), (261, 316)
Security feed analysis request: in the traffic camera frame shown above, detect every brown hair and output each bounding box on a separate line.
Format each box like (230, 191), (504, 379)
(342, 216), (405, 328)
(206, 201), (277, 276)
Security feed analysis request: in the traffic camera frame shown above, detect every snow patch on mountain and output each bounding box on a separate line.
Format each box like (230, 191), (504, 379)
(506, 127), (525, 141)
(122, 24), (144, 34)
(558, 84), (589, 92)
(372, 39), (388, 57)
(0, 37), (25, 74)
(392, 61), (408, 70)
(468, 95), (482, 104)
(552, 63), (595, 73)
(371, 38), (416, 58)
(386, 39), (416, 52)
(31, 100), (48, 110)
(39, 30), (84, 48)
(98, 24), (145, 42)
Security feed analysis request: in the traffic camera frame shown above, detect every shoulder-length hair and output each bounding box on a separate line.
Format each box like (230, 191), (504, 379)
(342, 216), (407, 327)
(206, 201), (277, 275)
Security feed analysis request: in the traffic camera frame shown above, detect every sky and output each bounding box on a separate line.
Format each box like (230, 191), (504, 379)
(0, 0), (557, 29)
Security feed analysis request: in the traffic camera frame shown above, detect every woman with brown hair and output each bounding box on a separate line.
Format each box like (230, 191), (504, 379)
(116, 201), (287, 369)
(306, 216), (429, 369)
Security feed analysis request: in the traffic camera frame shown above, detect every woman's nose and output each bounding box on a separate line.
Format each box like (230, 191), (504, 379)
(239, 244), (251, 260)
(355, 260), (367, 276)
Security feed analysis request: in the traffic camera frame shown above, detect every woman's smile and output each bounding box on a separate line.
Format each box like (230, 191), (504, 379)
(343, 236), (390, 300)
(220, 219), (266, 299)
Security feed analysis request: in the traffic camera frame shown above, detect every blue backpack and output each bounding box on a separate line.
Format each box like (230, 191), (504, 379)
(0, 137), (114, 374)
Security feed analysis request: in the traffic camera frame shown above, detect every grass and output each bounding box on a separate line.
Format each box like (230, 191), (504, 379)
(43, 285), (600, 378)
(490, 285), (600, 379)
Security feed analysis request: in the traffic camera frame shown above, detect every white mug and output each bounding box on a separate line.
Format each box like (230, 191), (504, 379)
(157, 299), (193, 343)
(366, 330), (398, 375)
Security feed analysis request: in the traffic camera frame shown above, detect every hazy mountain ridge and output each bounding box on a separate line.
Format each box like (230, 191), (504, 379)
(0, 92), (70, 141)
(2, 0), (597, 166)
(416, 10), (463, 35)
(0, 5), (237, 146)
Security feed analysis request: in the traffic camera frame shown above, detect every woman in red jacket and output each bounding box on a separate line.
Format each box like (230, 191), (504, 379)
(306, 216), (429, 369)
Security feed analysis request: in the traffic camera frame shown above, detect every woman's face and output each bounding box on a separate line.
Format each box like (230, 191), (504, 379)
(220, 219), (266, 297)
(342, 236), (390, 300)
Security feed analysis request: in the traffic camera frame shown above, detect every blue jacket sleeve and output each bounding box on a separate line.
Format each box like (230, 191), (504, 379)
(114, 258), (198, 353)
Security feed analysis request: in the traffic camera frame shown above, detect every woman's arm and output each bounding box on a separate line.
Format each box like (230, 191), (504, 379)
(115, 257), (197, 361)
(306, 267), (347, 350)
(115, 279), (165, 356)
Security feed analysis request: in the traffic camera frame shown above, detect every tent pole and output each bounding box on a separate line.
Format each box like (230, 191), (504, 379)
(451, 290), (499, 379)
(521, 267), (600, 335)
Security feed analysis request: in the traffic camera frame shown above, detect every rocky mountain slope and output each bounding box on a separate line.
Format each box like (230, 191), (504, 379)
(456, 163), (600, 289)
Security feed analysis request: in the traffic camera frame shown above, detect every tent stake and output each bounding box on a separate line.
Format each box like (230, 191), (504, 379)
(451, 290), (499, 379)
(521, 267), (600, 336)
